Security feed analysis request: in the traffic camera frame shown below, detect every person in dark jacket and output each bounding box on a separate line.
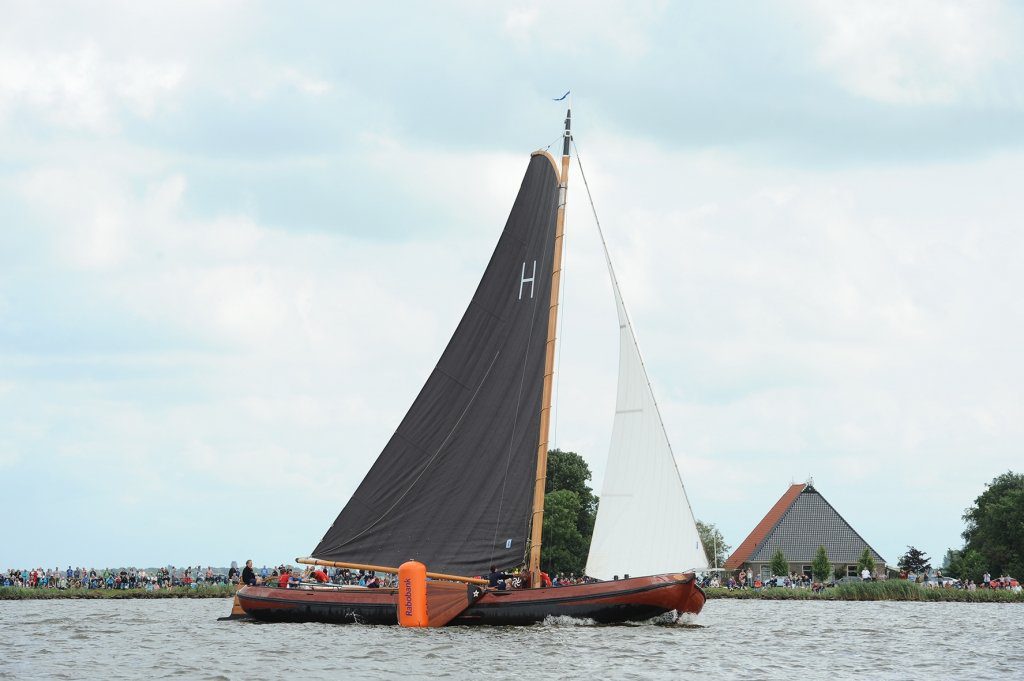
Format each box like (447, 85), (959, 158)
(241, 559), (257, 586)
(487, 565), (513, 590)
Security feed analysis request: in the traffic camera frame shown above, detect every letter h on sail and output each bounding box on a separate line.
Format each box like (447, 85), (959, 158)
(519, 260), (536, 300)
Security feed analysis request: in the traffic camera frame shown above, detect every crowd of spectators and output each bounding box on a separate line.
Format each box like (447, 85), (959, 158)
(697, 567), (1020, 592)
(915, 570), (1022, 591)
(2, 564), (238, 590)
(700, 569), (835, 591)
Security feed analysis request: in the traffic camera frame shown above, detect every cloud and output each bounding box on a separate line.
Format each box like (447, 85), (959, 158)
(0, 45), (185, 131)
(798, 0), (1020, 105)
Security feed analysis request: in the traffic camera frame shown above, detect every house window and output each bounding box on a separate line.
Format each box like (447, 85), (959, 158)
(801, 565), (812, 577)
(847, 565), (858, 577)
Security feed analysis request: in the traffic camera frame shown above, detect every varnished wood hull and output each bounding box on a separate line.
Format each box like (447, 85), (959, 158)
(236, 573), (704, 626)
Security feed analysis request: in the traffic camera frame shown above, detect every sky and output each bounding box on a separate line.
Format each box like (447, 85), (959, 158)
(2, 0), (1023, 571)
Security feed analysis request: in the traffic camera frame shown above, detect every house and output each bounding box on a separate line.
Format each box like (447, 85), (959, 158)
(725, 481), (885, 580)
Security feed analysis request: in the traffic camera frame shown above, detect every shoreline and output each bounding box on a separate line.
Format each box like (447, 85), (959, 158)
(0, 585), (237, 600)
(703, 581), (1024, 603)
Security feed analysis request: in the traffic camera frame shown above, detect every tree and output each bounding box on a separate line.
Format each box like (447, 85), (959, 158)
(857, 548), (875, 575)
(811, 545), (831, 582)
(947, 548), (987, 583)
(942, 548), (960, 571)
(962, 471), (1024, 579)
(696, 520), (730, 568)
(897, 546), (931, 574)
(541, 489), (587, 576)
(541, 449), (598, 576)
(770, 549), (788, 577)
(546, 449), (598, 538)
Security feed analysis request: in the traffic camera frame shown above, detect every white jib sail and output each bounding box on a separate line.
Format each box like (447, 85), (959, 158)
(584, 237), (709, 580)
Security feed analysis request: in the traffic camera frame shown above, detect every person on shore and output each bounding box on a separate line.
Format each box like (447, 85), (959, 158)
(242, 560), (258, 586)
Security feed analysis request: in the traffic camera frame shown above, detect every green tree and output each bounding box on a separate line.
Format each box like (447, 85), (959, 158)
(947, 548), (987, 583)
(857, 548), (875, 575)
(897, 546), (931, 574)
(942, 548), (960, 571)
(696, 520), (730, 568)
(811, 545), (831, 582)
(546, 449), (598, 538)
(540, 489), (587, 576)
(770, 549), (788, 577)
(962, 471), (1024, 579)
(540, 449), (598, 576)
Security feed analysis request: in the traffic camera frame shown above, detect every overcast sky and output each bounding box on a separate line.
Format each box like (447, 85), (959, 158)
(3, 1), (1023, 571)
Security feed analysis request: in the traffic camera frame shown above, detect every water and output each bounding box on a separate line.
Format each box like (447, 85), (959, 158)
(1, 598), (1021, 680)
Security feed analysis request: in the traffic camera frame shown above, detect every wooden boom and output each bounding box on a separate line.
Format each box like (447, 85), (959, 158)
(295, 557), (489, 586)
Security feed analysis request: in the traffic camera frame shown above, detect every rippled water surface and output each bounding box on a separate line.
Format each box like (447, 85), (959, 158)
(2, 598), (1022, 679)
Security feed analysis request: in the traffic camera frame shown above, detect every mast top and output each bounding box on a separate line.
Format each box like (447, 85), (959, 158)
(562, 108), (572, 157)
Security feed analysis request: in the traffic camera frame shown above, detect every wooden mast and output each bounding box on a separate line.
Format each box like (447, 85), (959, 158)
(528, 107), (571, 587)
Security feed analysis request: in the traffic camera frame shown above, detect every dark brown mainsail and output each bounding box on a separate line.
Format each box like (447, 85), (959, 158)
(312, 153), (560, 575)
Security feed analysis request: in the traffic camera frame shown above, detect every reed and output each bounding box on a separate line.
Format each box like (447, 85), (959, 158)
(704, 581), (1024, 603)
(0, 585), (237, 600)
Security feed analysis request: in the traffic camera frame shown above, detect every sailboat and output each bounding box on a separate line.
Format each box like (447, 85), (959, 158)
(235, 109), (706, 626)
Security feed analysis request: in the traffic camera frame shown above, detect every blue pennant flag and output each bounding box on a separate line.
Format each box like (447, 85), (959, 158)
(553, 90), (570, 101)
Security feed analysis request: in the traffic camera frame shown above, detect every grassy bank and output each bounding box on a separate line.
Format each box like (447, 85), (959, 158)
(704, 581), (1024, 603)
(0, 585), (237, 600)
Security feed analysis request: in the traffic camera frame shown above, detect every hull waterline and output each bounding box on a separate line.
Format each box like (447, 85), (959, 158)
(236, 573), (704, 626)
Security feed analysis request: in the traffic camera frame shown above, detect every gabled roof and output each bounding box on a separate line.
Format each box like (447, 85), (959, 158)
(725, 483), (885, 569)
(725, 484), (804, 569)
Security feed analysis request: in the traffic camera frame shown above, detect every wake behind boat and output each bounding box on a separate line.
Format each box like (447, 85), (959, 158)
(235, 108), (706, 626)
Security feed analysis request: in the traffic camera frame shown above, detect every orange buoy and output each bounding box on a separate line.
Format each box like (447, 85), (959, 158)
(397, 560), (428, 627)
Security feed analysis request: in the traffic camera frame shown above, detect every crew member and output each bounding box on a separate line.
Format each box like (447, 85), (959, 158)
(487, 565), (512, 590)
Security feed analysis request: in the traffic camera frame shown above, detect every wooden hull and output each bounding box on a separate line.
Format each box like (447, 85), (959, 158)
(236, 573), (704, 626)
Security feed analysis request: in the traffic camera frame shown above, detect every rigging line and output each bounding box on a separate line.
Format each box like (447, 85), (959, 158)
(572, 140), (703, 536)
(488, 189), (559, 566)
(332, 349), (503, 550)
(542, 134), (562, 152)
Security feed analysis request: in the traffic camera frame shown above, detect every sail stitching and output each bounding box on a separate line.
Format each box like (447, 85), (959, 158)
(331, 349), (503, 550)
